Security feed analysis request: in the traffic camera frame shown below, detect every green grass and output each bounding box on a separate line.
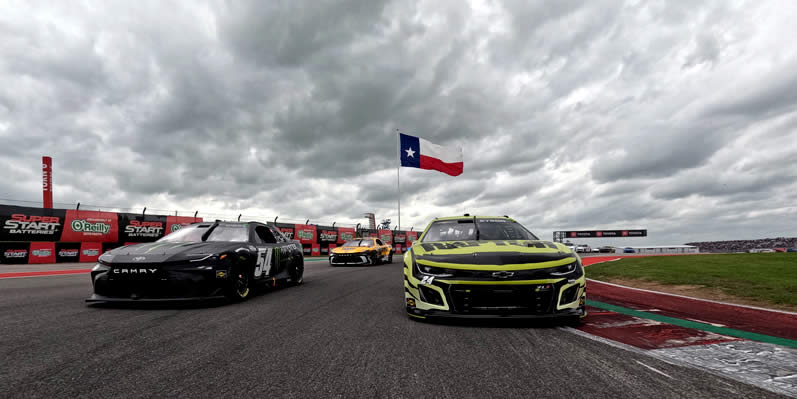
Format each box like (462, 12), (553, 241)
(585, 253), (797, 307)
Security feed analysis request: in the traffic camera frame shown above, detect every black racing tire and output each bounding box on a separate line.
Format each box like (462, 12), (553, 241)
(369, 252), (379, 266)
(387, 251), (393, 264)
(288, 259), (304, 286)
(225, 260), (252, 302)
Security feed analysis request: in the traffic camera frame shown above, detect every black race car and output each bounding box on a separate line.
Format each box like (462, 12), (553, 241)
(86, 221), (304, 303)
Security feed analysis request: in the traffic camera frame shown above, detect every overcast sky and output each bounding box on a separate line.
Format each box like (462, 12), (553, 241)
(1, 0), (796, 245)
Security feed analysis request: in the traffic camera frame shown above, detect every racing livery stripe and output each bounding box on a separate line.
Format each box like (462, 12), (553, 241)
(436, 278), (563, 285)
(403, 275), (418, 289)
(415, 257), (575, 270)
(416, 252), (575, 265)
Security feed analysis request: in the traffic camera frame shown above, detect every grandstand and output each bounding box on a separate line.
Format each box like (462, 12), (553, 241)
(685, 237), (797, 253)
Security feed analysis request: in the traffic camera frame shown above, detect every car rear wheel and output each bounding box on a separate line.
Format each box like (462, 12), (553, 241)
(288, 260), (304, 286)
(387, 251), (393, 264)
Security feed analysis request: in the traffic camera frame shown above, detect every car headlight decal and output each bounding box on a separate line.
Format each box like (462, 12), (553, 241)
(549, 261), (583, 278)
(412, 253), (454, 278)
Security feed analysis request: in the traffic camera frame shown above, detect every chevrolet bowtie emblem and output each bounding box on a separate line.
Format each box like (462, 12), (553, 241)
(492, 271), (515, 278)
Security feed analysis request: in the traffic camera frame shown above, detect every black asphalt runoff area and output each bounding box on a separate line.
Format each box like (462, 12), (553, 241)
(0, 258), (785, 398)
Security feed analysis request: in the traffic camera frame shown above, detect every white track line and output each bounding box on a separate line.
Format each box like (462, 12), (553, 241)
(586, 279), (797, 316)
(635, 360), (673, 379)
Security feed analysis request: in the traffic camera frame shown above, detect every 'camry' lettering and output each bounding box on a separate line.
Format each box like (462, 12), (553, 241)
(113, 268), (158, 274)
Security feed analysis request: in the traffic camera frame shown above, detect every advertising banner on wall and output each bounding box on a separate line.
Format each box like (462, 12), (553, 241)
(278, 227), (295, 240)
(0, 242), (31, 264)
(359, 229), (378, 238)
(317, 226), (338, 244)
(293, 224), (317, 245)
(55, 242), (81, 263)
(393, 232), (406, 244)
(60, 210), (118, 243)
(118, 213), (167, 242)
(165, 216), (202, 235)
(337, 227), (355, 244)
(272, 223), (295, 240)
(406, 231), (418, 246)
(565, 229), (648, 238)
(378, 229), (393, 245)
(0, 205), (66, 242)
(80, 242), (102, 263)
(29, 242), (56, 264)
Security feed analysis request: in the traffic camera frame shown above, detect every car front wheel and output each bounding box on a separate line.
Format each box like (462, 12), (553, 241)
(225, 261), (252, 301)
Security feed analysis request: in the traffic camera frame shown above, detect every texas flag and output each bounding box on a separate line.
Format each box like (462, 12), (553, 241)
(399, 133), (463, 176)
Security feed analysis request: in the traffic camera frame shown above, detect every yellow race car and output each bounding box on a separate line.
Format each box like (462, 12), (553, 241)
(329, 237), (393, 266)
(404, 215), (586, 322)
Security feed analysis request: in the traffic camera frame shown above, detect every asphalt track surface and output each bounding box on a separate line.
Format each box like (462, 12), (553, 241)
(0, 259), (786, 399)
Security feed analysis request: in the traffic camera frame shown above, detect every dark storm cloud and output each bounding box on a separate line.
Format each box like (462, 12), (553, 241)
(0, 0), (795, 240)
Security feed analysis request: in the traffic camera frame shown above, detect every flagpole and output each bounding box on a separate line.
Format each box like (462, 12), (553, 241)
(396, 128), (401, 230)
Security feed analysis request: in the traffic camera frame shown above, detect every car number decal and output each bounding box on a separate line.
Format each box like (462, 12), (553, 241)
(420, 275), (435, 285)
(254, 247), (274, 277)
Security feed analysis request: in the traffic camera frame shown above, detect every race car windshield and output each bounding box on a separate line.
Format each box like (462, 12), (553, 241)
(342, 239), (374, 247)
(421, 220), (476, 242)
(421, 219), (538, 242)
(205, 225), (249, 242)
(158, 224), (249, 242)
(475, 219), (538, 240)
(157, 225), (209, 242)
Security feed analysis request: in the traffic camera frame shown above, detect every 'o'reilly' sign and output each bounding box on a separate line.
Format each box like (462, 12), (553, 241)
(296, 230), (314, 240)
(71, 220), (111, 234)
(32, 249), (52, 257)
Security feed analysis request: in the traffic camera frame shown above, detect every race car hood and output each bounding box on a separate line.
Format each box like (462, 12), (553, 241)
(99, 241), (245, 264)
(331, 246), (372, 254)
(412, 240), (577, 269)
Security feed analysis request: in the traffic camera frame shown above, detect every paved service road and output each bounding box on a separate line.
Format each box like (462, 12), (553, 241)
(0, 259), (785, 398)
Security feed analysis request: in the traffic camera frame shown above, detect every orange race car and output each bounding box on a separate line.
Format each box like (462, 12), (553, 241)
(329, 237), (393, 266)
